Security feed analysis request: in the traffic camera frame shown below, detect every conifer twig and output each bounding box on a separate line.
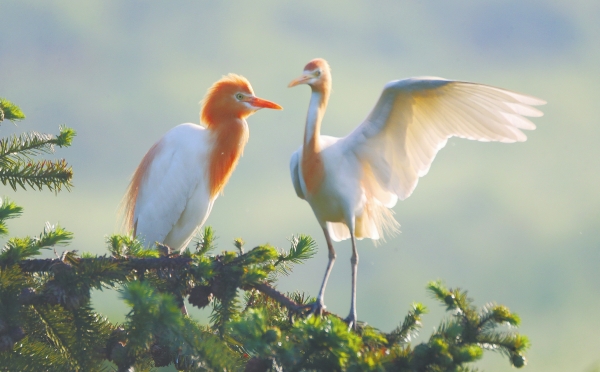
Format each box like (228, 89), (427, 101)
(252, 283), (301, 311)
(17, 256), (193, 273)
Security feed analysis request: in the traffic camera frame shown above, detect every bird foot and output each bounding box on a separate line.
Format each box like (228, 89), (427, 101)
(300, 301), (326, 316)
(344, 313), (358, 330)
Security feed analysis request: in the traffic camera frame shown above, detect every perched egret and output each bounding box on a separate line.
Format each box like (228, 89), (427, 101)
(123, 73), (282, 255)
(288, 58), (544, 328)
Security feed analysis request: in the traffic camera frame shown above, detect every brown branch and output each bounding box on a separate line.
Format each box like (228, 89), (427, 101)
(250, 282), (337, 319)
(17, 257), (304, 311)
(252, 282), (301, 311)
(16, 255), (338, 319)
(18, 255), (193, 273)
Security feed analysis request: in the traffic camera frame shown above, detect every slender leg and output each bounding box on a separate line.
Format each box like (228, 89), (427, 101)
(311, 227), (336, 315)
(345, 231), (358, 329)
(179, 293), (188, 316)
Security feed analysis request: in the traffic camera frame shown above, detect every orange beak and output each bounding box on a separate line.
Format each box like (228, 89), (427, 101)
(249, 96), (283, 110)
(288, 74), (311, 88)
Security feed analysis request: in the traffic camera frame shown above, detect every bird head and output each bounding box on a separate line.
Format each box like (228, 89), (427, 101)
(288, 58), (331, 90)
(201, 73), (282, 126)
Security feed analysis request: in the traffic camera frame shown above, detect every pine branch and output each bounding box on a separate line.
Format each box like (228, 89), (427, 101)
(36, 222), (74, 249)
(106, 234), (158, 259)
(210, 295), (242, 337)
(0, 98), (25, 123)
(71, 305), (115, 371)
(175, 317), (241, 370)
(193, 226), (216, 256)
(115, 281), (186, 370)
(54, 126), (76, 148)
(0, 223), (72, 267)
(0, 158), (73, 192)
(0, 337), (71, 372)
(0, 132), (56, 163)
(30, 303), (81, 370)
(422, 281), (529, 369)
(0, 127), (75, 165)
(242, 288), (312, 335)
(478, 303), (521, 331)
(1, 238), (47, 268)
(253, 282), (302, 312)
(17, 255), (193, 273)
(387, 302), (428, 345)
(1, 212), (531, 371)
(0, 265), (31, 334)
(0, 197), (23, 236)
(272, 234), (317, 278)
(0, 126), (75, 192)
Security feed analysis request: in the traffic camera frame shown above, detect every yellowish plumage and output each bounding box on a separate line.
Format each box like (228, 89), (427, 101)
(288, 58), (545, 328)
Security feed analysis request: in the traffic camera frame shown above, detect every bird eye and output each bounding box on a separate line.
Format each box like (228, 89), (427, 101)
(235, 93), (244, 100)
(315, 71), (321, 77)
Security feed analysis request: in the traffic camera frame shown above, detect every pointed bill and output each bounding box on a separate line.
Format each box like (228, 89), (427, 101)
(249, 96), (282, 110)
(288, 74), (312, 87)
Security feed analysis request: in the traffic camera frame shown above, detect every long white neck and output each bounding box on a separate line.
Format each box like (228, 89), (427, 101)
(300, 87), (329, 195)
(303, 89), (329, 148)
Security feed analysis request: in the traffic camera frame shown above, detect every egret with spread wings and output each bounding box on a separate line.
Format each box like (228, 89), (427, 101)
(288, 58), (545, 328)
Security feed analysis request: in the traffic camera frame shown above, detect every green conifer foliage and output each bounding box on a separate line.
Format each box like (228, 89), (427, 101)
(1, 222), (530, 371)
(0, 99), (530, 371)
(0, 98), (75, 192)
(0, 98), (25, 123)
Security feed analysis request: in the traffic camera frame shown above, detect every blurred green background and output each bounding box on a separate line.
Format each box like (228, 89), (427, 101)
(1, 1), (598, 370)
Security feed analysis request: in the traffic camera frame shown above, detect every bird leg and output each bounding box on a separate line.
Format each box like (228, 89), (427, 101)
(178, 294), (189, 316)
(345, 233), (358, 329)
(308, 227), (336, 316)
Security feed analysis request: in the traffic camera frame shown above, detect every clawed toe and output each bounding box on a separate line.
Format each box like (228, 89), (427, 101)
(344, 314), (358, 330)
(300, 301), (326, 316)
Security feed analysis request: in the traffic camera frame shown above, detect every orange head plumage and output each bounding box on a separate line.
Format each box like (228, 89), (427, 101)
(201, 73), (282, 197)
(201, 73), (281, 127)
(121, 74), (281, 234)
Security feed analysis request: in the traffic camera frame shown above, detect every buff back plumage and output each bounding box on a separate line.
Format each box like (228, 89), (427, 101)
(121, 139), (164, 234)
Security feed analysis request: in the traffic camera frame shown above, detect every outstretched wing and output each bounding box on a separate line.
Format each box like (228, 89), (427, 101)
(341, 77), (545, 201)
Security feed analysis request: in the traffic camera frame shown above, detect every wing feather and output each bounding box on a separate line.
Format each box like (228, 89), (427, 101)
(289, 148), (305, 200)
(127, 124), (210, 247)
(343, 77), (545, 200)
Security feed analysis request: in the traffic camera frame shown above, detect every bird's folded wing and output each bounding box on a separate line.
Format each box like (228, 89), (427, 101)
(342, 77), (545, 201)
(131, 125), (206, 246)
(289, 148), (305, 200)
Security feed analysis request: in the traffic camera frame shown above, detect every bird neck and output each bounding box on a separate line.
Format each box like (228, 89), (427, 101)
(301, 88), (329, 195)
(303, 89), (329, 151)
(208, 118), (249, 198)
